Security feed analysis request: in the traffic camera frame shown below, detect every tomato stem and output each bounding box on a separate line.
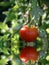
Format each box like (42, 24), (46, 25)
(25, 10), (32, 27)
(25, 60), (35, 65)
(26, 42), (35, 47)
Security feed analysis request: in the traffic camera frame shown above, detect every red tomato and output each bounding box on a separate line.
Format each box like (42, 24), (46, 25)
(20, 46), (38, 63)
(20, 25), (39, 42)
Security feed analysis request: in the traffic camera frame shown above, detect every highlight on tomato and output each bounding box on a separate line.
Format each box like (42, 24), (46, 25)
(20, 25), (39, 42)
(20, 46), (38, 63)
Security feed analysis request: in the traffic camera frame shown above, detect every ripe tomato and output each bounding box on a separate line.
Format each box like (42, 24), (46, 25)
(20, 46), (38, 63)
(20, 25), (39, 42)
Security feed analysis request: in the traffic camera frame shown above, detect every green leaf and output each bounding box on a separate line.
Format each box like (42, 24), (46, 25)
(0, 2), (11, 7)
(7, 12), (16, 21)
(2, 47), (9, 55)
(31, 0), (43, 21)
(0, 58), (8, 65)
(46, 55), (49, 61)
(46, 28), (49, 34)
(12, 57), (24, 65)
(12, 5), (19, 12)
(0, 22), (8, 30)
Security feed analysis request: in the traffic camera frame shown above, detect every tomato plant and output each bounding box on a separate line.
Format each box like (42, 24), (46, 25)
(20, 25), (39, 42)
(20, 46), (38, 63)
(0, 0), (49, 65)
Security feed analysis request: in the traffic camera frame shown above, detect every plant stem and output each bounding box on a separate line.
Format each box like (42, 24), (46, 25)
(25, 61), (35, 65)
(26, 42), (35, 47)
(39, 30), (48, 58)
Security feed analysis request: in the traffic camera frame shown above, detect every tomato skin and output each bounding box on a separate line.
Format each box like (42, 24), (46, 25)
(20, 46), (38, 63)
(20, 25), (39, 42)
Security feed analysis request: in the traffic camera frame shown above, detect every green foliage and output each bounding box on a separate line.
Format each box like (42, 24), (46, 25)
(0, 0), (49, 65)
